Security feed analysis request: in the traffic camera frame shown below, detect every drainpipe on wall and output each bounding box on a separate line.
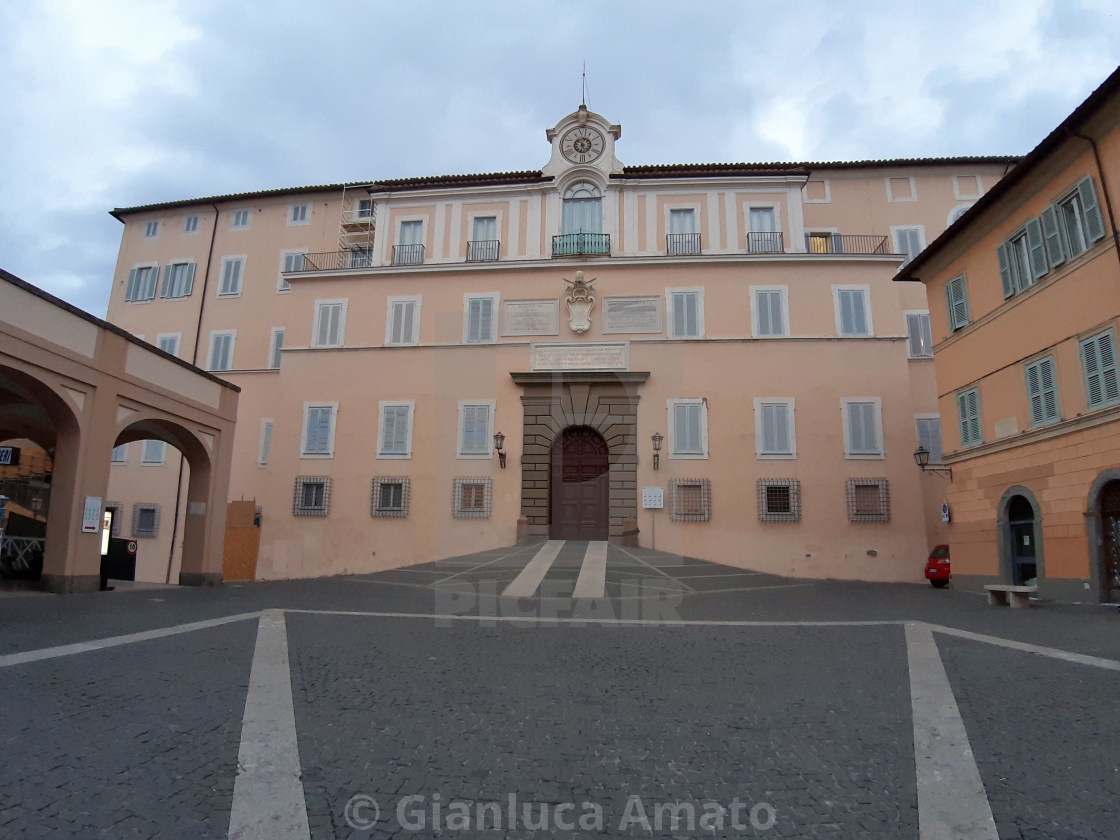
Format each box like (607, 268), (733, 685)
(1068, 128), (1120, 276)
(165, 205), (221, 584)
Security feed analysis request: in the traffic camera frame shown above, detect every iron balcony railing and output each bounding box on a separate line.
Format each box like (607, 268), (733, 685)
(296, 250), (375, 272)
(666, 233), (702, 256)
(746, 231), (785, 253)
(804, 233), (890, 255)
(466, 240), (500, 262)
(392, 244), (425, 266)
(552, 232), (610, 257)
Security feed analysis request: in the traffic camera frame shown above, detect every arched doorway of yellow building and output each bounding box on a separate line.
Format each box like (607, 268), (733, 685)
(1086, 470), (1120, 603)
(549, 426), (609, 541)
(998, 487), (1043, 587)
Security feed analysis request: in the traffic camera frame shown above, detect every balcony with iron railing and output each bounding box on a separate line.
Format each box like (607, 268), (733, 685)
(746, 231), (785, 254)
(804, 233), (890, 255)
(392, 243), (425, 266)
(666, 233), (701, 256)
(466, 240), (500, 262)
(552, 232), (610, 257)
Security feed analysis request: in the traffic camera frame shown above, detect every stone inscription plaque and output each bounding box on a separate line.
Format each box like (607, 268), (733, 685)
(603, 296), (662, 334)
(502, 299), (559, 336)
(531, 342), (629, 371)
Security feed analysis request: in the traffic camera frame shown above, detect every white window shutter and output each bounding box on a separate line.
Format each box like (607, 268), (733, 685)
(761, 403), (789, 453)
(126, 268), (139, 301)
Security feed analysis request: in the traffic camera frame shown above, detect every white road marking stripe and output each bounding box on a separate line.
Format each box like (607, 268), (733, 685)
(906, 622), (998, 840)
(572, 541), (608, 599)
(434, 545), (540, 584)
(610, 544), (698, 592)
(501, 540), (564, 598)
(0, 612), (263, 669)
(228, 610), (310, 840)
(285, 608), (899, 628)
(928, 623), (1120, 672)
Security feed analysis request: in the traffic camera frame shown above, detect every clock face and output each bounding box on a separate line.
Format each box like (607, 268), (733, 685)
(560, 126), (605, 164)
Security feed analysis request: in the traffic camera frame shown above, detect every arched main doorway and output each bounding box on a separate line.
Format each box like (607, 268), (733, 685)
(1006, 494), (1038, 586)
(1098, 481), (1120, 603)
(550, 426), (609, 540)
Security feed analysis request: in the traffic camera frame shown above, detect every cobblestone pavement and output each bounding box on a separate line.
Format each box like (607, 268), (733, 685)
(0, 542), (1118, 838)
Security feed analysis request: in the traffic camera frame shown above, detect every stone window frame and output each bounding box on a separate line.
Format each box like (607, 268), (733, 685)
(132, 503), (161, 538)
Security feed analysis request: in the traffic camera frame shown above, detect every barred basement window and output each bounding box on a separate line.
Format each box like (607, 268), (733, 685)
(757, 479), (801, 522)
(669, 478), (711, 522)
(846, 478), (890, 523)
(132, 503), (161, 538)
(371, 477), (410, 518)
(453, 477), (492, 519)
(293, 476), (331, 516)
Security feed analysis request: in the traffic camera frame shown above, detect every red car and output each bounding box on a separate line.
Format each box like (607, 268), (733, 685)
(924, 544), (951, 587)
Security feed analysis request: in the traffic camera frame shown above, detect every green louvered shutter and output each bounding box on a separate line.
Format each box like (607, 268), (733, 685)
(1040, 205), (1066, 267)
(946, 276), (969, 330)
(996, 243), (1015, 298)
(1025, 218), (1049, 280)
(1078, 176), (1106, 244)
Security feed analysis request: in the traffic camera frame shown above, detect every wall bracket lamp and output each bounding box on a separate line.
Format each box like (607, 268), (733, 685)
(913, 445), (952, 479)
(494, 431), (507, 469)
(652, 432), (664, 471)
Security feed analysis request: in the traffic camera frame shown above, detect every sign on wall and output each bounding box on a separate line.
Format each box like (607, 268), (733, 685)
(501, 300), (560, 336)
(531, 342), (629, 371)
(642, 487), (664, 509)
(603, 296), (662, 334)
(0, 446), (19, 466)
(81, 497), (102, 534)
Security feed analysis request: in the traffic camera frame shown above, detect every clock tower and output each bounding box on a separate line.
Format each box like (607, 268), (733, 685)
(542, 105), (623, 177)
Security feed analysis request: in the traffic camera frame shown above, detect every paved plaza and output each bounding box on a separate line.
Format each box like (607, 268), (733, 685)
(2, 542), (1120, 839)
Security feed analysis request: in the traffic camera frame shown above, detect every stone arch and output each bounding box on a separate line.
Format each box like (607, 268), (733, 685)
(1084, 468), (1120, 602)
(520, 382), (639, 542)
(0, 363), (84, 587)
(115, 414), (218, 585)
(996, 485), (1045, 586)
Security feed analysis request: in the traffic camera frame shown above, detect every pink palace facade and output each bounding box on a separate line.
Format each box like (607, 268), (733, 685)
(103, 106), (1018, 583)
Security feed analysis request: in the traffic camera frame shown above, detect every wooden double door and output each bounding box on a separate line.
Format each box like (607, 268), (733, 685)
(550, 426), (609, 541)
(1101, 481), (1120, 602)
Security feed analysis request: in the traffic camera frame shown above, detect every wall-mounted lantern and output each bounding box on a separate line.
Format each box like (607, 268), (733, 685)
(494, 431), (507, 469)
(651, 432), (664, 471)
(913, 445), (952, 479)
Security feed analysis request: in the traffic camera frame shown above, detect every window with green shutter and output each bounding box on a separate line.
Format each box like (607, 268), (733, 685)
(1025, 357), (1059, 427)
(946, 275), (970, 331)
(957, 388), (982, 447)
(1081, 330), (1120, 409)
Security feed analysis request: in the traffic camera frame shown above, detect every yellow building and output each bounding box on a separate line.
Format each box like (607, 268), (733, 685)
(104, 106), (1017, 584)
(897, 67), (1120, 602)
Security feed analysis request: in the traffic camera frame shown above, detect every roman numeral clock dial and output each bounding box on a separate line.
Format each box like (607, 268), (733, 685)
(560, 126), (605, 164)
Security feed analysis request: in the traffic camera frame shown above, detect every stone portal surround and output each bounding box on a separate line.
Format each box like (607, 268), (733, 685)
(519, 382), (639, 541)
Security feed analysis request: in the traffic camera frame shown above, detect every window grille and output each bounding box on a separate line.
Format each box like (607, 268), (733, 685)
(371, 477), (410, 518)
(452, 477), (492, 519)
(846, 478), (890, 523)
(669, 478), (711, 522)
(757, 479), (801, 522)
(293, 476), (331, 516)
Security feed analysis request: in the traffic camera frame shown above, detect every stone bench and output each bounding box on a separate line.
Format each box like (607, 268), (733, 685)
(984, 584), (1038, 608)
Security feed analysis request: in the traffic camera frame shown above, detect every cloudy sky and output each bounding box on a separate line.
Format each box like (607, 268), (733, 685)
(1, 0), (1116, 317)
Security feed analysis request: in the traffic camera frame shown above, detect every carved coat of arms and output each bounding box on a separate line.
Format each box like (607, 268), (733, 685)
(564, 271), (596, 334)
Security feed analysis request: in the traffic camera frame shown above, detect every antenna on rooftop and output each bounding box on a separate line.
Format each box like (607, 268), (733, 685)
(581, 62), (589, 108)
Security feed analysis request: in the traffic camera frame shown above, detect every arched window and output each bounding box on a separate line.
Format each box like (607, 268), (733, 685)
(562, 182), (602, 234)
(948, 203), (973, 226)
